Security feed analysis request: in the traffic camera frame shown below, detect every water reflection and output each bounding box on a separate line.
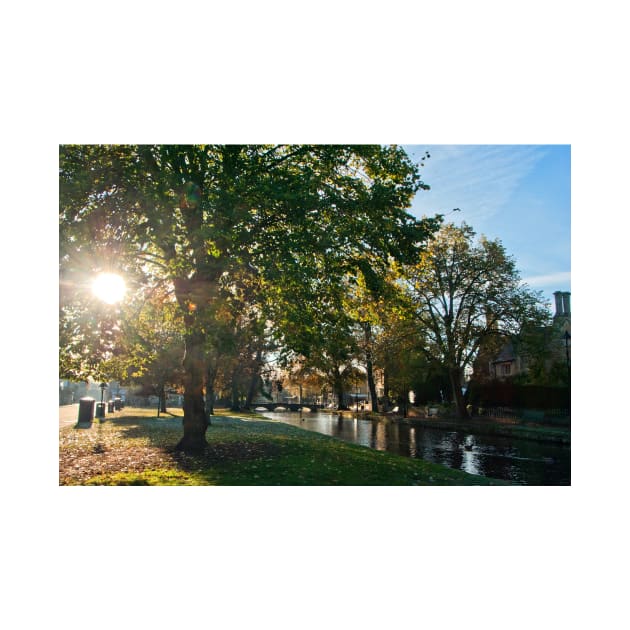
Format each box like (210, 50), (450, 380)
(373, 422), (387, 451)
(262, 411), (570, 485)
(408, 427), (417, 458)
(461, 448), (477, 476)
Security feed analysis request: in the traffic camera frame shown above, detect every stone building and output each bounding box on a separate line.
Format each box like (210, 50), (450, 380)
(474, 290), (571, 383)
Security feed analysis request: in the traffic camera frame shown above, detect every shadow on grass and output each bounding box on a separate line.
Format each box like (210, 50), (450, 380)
(62, 411), (329, 485)
(109, 415), (285, 481)
(75, 412), (511, 486)
(64, 413), (512, 486)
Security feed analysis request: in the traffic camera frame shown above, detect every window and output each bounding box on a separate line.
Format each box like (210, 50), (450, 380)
(501, 363), (512, 376)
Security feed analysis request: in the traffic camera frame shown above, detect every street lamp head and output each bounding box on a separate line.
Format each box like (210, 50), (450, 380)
(98, 382), (108, 406)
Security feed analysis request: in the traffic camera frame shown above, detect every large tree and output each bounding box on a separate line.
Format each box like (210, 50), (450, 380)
(404, 223), (549, 418)
(60, 145), (437, 452)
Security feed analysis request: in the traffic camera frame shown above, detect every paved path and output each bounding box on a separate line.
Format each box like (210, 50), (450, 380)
(59, 404), (78, 428)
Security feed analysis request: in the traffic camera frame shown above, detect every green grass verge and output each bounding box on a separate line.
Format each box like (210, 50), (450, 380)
(59, 407), (509, 486)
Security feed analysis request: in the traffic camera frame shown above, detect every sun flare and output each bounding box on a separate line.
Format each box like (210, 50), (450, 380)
(92, 273), (126, 304)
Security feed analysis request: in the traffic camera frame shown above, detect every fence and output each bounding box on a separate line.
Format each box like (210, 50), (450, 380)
(473, 405), (570, 425)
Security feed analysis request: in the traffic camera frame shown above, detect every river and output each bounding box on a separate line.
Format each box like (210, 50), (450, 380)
(260, 410), (570, 485)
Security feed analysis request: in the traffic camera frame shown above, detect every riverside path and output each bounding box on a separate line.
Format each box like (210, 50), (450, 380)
(59, 404), (79, 428)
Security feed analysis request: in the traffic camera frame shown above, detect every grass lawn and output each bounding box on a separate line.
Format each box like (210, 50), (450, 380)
(59, 407), (509, 486)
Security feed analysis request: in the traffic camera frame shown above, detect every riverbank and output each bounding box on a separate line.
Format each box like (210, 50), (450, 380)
(328, 409), (570, 445)
(405, 416), (570, 445)
(59, 407), (508, 485)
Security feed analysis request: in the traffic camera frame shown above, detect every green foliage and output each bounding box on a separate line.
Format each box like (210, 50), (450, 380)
(60, 145), (434, 299)
(119, 288), (186, 393)
(60, 145), (441, 439)
(59, 144), (435, 359)
(59, 297), (127, 381)
(403, 223), (550, 416)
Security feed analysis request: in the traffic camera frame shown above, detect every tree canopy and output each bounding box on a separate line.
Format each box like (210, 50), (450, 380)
(403, 222), (550, 418)
(59, 144), (439, 451)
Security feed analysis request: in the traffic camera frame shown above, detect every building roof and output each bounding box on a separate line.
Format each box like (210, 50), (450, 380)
(492, 340), (516, 363)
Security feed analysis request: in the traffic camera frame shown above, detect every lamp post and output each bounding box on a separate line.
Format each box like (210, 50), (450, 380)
(97, 382), (108, 419)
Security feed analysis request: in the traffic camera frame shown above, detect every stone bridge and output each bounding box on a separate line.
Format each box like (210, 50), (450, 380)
(252, 402), (323, 412)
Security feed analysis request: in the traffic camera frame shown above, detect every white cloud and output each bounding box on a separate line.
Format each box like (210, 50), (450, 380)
(407, 145), (548, 223)
(521, 271), (571, 289)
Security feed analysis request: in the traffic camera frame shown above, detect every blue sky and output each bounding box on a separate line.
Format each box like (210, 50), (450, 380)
(403, 145), (571, 312)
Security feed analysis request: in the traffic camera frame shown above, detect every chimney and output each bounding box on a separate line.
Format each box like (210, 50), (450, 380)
(553, 291), (564, 317)
(485, 305), (495, 329)
(561, 291), (570, 316)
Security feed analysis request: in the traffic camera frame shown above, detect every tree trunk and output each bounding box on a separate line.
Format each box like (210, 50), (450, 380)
(449, 367), (469, 419)
(159, 383), (167, 413)
(173, 274), (210, 452)
(244, 374), (258, 409)
(382, 367), (390, 411)
(334, 370), (347, 410)
(205, 364), (216, 418)
(397, 381), (408, 418)
(366, 358), (379, 412)
(176, 330), (209, 453)
(230, 372), (241, 411)
(204, 388), (214, 418)
(245, 349), (263, 409)
(363, 323), (379, 412)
